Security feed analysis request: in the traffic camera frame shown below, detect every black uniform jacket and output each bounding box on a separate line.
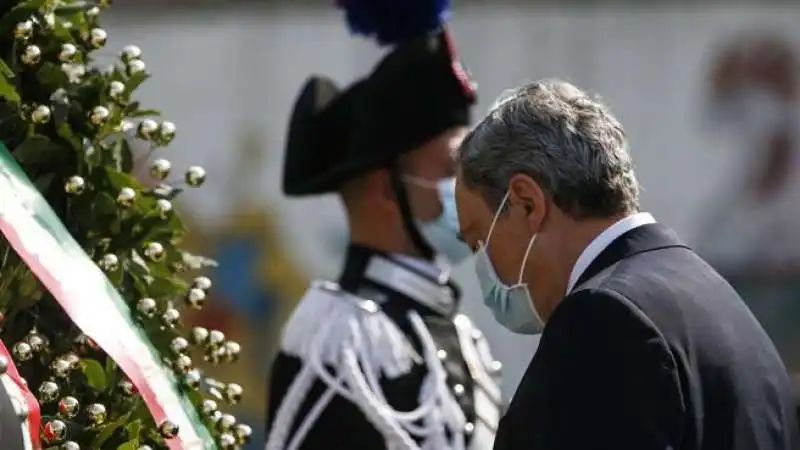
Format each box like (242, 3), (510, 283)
(493, 224), (799, 450)
(267, 245), (500, 450)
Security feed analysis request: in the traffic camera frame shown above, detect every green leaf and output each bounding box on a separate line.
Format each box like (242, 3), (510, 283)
(148, 275), (187, 298)
(54, 1), (93, 15)
(167, 212), (187, 234)
(104, 355), (118, 381)
(91, 192), (119, 219)
(0, 82), (19, 104)
(124, 253), (153, 297)
(11, 136), (59, 165)
(117, 442), (139, 450)
(0, 291), (11, 312)
(36, 62), (70, 87)
(50, 10), (79, 40)
(106, 169), (142, 190)
(0, 59), (13, 78)
(79, 359), (108, 391)
(136, 217), (174, 244)
(128, 109), (161, 118)
(186, 388), (203, 406)
(0, 61), (19, 104)
(125, 72), (151, 93)
(33, 173), (55, 192)
(90, 410), (131, 449)
(129, 399), (152, 422)
(0, 0), (48, 37)
(119, 138), (134, 173)
(122, 101), (140, 116)
(123, 254), (151, 278)
(16, 271), (40, 301)
(55, 124), (82, 154)
(124, 419), (142, 439)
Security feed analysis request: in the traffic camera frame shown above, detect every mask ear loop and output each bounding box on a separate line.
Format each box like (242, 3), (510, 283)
(483, 192), (510, 247)
(517, 234), (536, 285)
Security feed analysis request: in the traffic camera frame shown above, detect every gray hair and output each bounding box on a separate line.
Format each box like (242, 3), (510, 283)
(456, 79), (639, 219)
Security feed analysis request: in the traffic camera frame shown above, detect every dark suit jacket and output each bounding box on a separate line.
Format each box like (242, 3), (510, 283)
(493, 223), (799, 450)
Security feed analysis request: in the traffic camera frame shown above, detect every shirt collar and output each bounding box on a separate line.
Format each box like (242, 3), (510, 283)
(566, 212), (656, 294)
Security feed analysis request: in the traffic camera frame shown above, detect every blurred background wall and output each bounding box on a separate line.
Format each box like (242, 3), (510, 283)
(95, 2), (800, 447)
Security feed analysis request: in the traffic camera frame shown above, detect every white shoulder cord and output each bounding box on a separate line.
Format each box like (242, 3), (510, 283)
(268, 304), (419, 450)
(265, 307), (349, 450)
(311, 310), (464, 450)
(342, 321), (422, 450)
(285, 313), (419, 450)
(267, 303), (465, 450)
(265, 364), (317, 450)
(286, 314), (416, 450)
(358, 311), (465, 447)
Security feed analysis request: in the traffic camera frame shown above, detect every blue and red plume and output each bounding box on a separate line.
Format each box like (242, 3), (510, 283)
(335, 0), (451, 46)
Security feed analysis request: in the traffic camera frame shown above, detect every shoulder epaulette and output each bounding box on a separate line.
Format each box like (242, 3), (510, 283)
(280, 280), (419, 379)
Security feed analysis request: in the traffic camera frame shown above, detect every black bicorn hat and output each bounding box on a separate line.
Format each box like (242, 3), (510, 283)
(282, 28), (476, 196)
(281, 75), (366, 196)
(322, 28), (477, 186)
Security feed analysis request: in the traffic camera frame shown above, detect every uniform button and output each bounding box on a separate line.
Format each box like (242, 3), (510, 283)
(437, 349), (447, 360)
(358, 300), (378, 313)
(464, 422), (474, 434)
(489, 360), (502, 373)
(453, 383), (465, 396)
(471, 329), (482, 340)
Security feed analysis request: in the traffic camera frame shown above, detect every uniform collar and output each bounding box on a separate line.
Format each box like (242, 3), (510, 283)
(338, 244), (460, 316)
(566, 212), (656, 294)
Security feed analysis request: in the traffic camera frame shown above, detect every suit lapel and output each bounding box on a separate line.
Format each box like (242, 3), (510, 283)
(574, 223), (690, 288)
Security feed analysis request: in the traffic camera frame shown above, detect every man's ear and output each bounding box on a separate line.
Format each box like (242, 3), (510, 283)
(524, 203), (533, 215)
(508, 173), (546, 227)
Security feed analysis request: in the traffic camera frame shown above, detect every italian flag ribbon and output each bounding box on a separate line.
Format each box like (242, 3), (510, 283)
(0, 144), (213, 449)
(0, 340), (41, 449)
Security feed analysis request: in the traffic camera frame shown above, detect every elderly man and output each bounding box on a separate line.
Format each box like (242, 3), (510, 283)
(454, 79), (799, 450)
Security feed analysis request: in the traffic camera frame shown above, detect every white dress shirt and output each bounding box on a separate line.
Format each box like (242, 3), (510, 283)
(565, 212), (656, 294)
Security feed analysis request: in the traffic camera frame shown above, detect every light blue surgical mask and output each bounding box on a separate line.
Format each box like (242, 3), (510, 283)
(404, 176), (472, 265)
(474, 192), (543, 334)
